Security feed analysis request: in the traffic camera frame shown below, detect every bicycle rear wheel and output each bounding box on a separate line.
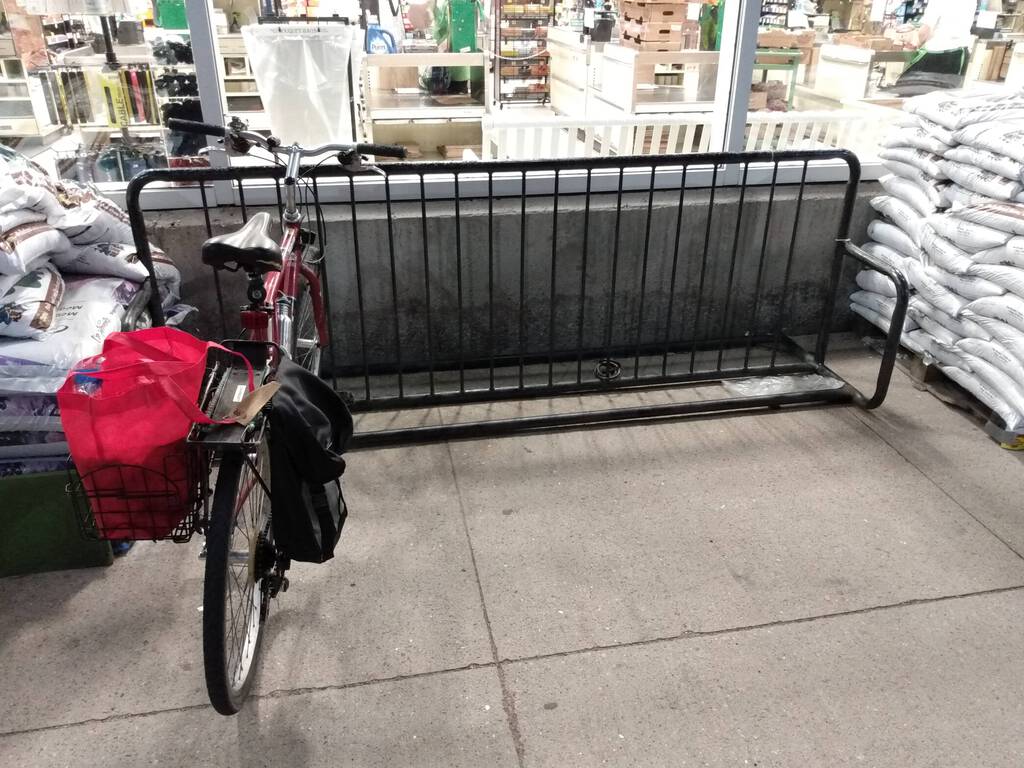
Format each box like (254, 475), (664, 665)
(202, 444), (272, 715)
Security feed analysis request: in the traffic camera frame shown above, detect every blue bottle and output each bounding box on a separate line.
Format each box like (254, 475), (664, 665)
(365, 24), (397, 54)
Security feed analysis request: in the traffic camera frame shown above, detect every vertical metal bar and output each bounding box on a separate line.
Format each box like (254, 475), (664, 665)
(770, 160), (810, 367)
(602, 167), (626, 363)
(310, 176), (337, 388)
(744, 160), (780, 369)
(488, 171), (495, 391)
(815, 152), (861, 363)
(518, 170), (527, 389)
(274, 178), (285, 225)
(633, 165), (657, 379)
(689, 163), (719, 373)
(348, 176), (371, 402)
(198, 182), (227, 339)
(383, 172), (404, 398)
(199, 183), (213, 236)
(454, 172), (465, 393)
(661, 165), (688, 376)
(575, 168), (593, 384)
(237, 180), (248, 223)
(419, 173), (436, 396)
(547, 169), (560, 386)
(716, 161), (749, 369)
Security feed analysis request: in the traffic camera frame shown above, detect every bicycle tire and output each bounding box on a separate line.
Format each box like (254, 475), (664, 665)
(202, 446), (271, 715)
(293, 265), (322, 375)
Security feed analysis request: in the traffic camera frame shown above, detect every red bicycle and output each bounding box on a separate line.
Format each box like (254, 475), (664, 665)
(167, 118), (405, 714)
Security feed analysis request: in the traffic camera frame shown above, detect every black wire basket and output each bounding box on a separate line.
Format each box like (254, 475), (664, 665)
(67, 449), (205, 543)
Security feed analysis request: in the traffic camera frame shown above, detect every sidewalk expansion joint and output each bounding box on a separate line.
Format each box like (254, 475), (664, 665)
(445, 441), (527, 768)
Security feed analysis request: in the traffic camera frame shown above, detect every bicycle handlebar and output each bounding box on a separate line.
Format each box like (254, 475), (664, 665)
(166, 118), (227, 138)
(165, 118), (407, 159)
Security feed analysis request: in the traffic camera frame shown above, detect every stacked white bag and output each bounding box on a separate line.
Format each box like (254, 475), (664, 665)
(854, 87), (1024, 432)
(0, 156), (183, 477)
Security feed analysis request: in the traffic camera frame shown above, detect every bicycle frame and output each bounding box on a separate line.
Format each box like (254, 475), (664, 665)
(240, 163), (329, 357)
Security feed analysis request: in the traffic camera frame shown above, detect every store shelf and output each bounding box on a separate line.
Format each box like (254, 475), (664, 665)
(366, 91), (486, 120)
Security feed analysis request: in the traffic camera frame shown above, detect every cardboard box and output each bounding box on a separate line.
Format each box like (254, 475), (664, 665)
(758, 27), (816, 49)
(627, 20), (685, 42)
(621, 33), (682, 52)
(622, 1), (693, 24)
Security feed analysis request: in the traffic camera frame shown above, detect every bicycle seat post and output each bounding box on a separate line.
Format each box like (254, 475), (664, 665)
(240, 270), (272, 338)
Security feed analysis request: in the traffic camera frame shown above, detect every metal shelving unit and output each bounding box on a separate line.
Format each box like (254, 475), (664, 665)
(495, 1), (554, 106)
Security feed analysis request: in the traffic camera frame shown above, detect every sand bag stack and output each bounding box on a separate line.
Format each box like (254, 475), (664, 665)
(853, 87), (1024, 433)
(0, 156), (185, 477)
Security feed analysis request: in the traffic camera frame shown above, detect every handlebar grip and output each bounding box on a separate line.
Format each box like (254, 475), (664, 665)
(166, 119), (227, 138)
(355, 143), (407, 159)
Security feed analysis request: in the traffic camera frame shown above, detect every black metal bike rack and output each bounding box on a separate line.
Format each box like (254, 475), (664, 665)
(126, 150), (909, 448)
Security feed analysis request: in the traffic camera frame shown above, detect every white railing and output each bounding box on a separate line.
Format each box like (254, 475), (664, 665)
(482, 110), (894, 162)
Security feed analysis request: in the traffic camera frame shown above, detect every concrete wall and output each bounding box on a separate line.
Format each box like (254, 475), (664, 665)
(148, 182), (880, 372)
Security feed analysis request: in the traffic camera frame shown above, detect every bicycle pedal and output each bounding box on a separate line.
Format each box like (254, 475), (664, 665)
(280, 577), (289, 593)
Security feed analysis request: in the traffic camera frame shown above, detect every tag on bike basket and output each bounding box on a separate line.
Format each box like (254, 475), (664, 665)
(229, 381), (280, 425)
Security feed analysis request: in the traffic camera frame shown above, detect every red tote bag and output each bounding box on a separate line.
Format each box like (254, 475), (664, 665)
(59, 327), (253, 540)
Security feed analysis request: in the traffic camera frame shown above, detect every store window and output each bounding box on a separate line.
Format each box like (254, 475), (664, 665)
(0, 0), (205, 186)
(741, 1), (1019, 162)
(210, 0), (727, 162)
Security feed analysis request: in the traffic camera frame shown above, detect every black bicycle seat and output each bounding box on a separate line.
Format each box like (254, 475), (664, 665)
(202, 212), (283, 272)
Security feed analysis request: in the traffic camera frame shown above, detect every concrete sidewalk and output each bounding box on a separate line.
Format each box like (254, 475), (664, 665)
(2, 343), (1024, 767)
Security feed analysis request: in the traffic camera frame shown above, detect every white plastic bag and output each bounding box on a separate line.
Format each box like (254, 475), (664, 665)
(926, 265), (1005, 300)
(961, 308), (1024, 365)
(905, 260), (965, 316)
(852, 290), (916, 331)
(879, 173), (943, 216)
(855, 269), (897, 298)
(966, 264), (1024, 299)
(880, 126), (952, 155)
(0, 222), (69, 276)
(954, 201), (1024, 236)
(907, 298), (963, 346)
(721, 373), (843, 398)
(879, 148), (947, 179)
(956, 353), (1024, 416)
(911, 293), (992, 342)
(944, 184), (1001, 209)
(868, 220), (920, 260)
(0, 263), (64, 339)
(957, 337), (1024, 387)
(862, 241), (911, 273)
(920, 226), (974, 274)
(907, 89), (1024, 131)
(971, 238), (1024, 269)
(0, 394), (61, 431)
(870, 195), (924, 245)
(943, 145), (1024, 182)
(0, 276), (138, 392)
(952, 120), (1024, 165)
(51, 242), (180, 304)
(938, 160), (1023, 202)
(242, 23), (363, 146)
(906, 329), (968, 369)
(925, 212), (1011, 252)
(964, 294), (1024, 334)
(850, 303), (915, 336)
(940, 364), (1024, 430)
